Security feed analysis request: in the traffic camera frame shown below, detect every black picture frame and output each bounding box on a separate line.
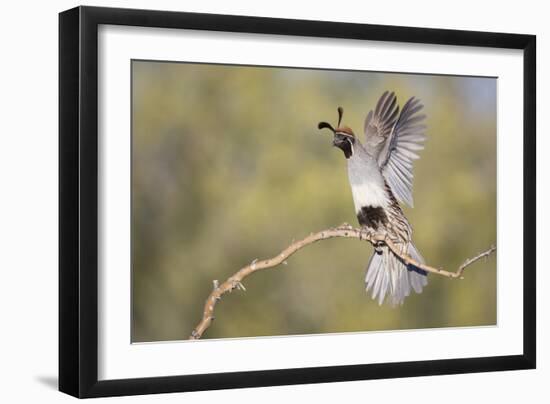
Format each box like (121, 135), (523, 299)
(59, 5), (536, 398)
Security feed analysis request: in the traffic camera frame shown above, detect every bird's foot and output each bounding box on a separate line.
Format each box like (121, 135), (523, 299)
(358, 227), (373, 241)
(372, 231), (388, 254)
(338, 222), (354, 230)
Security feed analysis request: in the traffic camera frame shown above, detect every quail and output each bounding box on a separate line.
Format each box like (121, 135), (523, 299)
(318, 91), (428, 306)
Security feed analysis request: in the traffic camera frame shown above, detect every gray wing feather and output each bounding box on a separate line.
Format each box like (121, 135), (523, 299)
(363, 91), (400, 153)
(377, 97), (427, 207)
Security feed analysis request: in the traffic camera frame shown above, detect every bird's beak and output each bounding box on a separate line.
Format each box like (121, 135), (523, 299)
(332, 136), (345, 148)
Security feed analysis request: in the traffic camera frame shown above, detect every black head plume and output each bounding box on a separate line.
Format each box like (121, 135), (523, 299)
(317, 121), (335, 132)
(318, 106), (344, 133)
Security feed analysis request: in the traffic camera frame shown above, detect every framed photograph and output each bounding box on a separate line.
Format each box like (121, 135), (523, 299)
(59, 6), (536, 398)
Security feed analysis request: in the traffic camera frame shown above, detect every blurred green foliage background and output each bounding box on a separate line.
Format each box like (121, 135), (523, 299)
(131, 60), (496, 342)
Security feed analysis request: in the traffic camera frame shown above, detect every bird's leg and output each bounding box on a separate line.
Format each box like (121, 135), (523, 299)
(358, 226), (372, 242)
(359, 227), (386, 255)
(373, 229), (388, 254)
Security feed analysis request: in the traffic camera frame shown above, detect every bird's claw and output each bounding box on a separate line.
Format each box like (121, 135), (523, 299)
(372, 231), (387, 254)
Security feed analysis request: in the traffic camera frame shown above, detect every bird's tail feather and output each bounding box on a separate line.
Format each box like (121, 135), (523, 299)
(365, 242), (428, 306)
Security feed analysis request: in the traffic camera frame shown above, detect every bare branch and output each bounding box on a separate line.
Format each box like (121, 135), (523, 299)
(457, 245), (497, 278)
(189, 224), (496, 340)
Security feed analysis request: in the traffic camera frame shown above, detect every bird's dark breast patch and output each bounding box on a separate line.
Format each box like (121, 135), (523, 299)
(357, 206), (388, 229)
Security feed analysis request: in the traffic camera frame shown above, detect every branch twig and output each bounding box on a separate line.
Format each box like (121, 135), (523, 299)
(189, 223), (496, 340)
(457, 245), (497, 278)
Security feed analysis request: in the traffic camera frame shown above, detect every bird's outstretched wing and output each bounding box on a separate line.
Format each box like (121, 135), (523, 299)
(363, 91), (400, 154)
(377, 96), (426, 207)
(364, 92), (427, 207)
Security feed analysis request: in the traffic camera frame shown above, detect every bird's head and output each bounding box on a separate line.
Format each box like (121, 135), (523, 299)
(318, 107), (356, 159)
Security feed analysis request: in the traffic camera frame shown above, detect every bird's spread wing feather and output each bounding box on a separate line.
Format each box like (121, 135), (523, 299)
(376, 96), (427, 207)
(363, 91), (400, 151)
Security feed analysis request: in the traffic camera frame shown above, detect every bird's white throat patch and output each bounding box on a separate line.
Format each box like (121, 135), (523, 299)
(350, 180), (389, 213)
